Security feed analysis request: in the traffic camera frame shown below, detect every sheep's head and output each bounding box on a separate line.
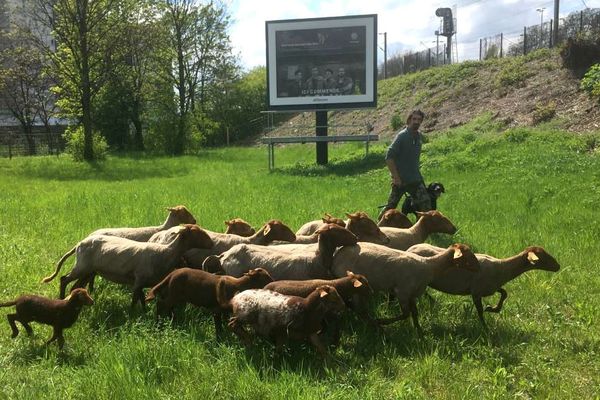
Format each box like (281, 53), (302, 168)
(321, 213), (346, 228)
(262, 220), (296, 243)
(66, 288), (95, 306)
(345, 211), (390, 244)
(450, 243), (479, 272)
(244, 267), (274, 287)
(524, 246), (560, 272)
(167, 205), (197, 225)
(377, 209), (412, 228)
(416, 210), (457, 235)
(179, 224), (214, 249)
(315, 224), (358, 247)
(225, 218), (255, 237)
(315, 285), (346, 315)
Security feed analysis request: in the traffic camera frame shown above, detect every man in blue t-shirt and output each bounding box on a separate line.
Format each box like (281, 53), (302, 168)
(378, 109), (431, 220)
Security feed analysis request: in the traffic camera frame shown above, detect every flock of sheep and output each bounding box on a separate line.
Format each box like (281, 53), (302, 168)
(0, 205), (560, 356)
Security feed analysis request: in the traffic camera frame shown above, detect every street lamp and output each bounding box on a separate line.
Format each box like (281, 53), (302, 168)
(378, 32), (387, 79)
(536, 7), (545, 42)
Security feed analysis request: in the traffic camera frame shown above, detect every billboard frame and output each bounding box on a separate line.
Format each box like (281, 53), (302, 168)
(265, 14), (377, 112)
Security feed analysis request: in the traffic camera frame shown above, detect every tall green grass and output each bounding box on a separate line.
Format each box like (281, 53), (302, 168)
(1, 124), (599, 399)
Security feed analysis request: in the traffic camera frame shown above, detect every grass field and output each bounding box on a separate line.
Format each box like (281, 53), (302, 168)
(1, 120), (599, 399)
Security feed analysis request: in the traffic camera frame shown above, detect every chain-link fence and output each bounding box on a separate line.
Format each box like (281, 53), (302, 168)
(0, 127), (66, 158)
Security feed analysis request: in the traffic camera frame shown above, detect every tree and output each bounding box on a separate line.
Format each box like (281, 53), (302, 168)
(0, 31), (53, 155)
(31, 0), (118, 161)
(161, 0), (238, 154)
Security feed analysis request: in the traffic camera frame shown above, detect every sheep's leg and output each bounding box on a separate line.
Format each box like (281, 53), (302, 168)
(21, 320), (34, 336)
(7, 314), (20, 338)
(213, 313), (224, 339)
(484, 288), (508, 313)
(130, 277), (147, 311)
(47, 327), (65, 349)
(472, 295), (487, 328)
(72, 273), (95, 293)
(308, 332), (329, 358)
(59, 271), (84, 299)
(376, 290), (412, 325)
(409, 298), (423, 336)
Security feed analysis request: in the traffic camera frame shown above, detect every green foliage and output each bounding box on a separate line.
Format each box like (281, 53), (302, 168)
(63, 125), (108, 161)
(495, 58), (531, 88)
(390, 114), (403, 130)
(504, 127), (530, 143)
(532, 100), (557, 124)
(581, 64), (600, 100)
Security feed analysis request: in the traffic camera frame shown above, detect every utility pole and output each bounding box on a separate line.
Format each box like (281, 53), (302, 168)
(553, 0), (559, 46)
(378, 32), (387, 79)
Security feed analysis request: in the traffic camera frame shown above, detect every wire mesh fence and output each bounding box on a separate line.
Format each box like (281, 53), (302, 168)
(0, 127), (66, 158)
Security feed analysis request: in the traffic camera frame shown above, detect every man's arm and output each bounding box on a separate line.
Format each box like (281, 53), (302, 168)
(385, 158), (402, 187)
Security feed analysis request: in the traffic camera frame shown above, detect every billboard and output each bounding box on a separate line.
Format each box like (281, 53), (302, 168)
(265, 14), (377, 111)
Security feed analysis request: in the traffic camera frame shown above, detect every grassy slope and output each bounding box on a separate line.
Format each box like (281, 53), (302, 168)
(1, 122), (600, 399)
(273, 49), (599, 140)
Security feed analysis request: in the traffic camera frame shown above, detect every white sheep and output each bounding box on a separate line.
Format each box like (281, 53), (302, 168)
(149, 220), (296, 268)
(330, 241), (479, 333)
(52, 206), (197, 286)
(203, 224), (358, 280)
(406, 243), (560, 326)
(41, 224), (214, 309)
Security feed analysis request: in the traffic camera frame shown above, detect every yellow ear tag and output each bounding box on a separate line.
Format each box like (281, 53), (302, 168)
(527, 251), (539, 264)
(353, 280), (363, 288)
(453, 247), (463, 259)
(263, 224), (271, 236)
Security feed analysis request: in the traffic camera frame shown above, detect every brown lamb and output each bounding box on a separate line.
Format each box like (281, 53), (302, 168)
(0, 288), (94, 349)
(145, 267), (273, 337)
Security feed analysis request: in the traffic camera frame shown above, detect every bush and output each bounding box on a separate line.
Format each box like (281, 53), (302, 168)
(581, 63), (600, 100)
(63, 125), (108, 161)
(390, 114), (403, 131)
(532, 101), (557, 124)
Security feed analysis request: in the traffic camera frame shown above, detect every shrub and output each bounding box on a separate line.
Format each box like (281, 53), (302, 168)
(496, 59), (530, 88)
(581, 64), (600, 100)
(63, 125), (108, 161)
(532, 101), (557, 124)
(390, 114), (403, 131)
(504, 128), (530, 143)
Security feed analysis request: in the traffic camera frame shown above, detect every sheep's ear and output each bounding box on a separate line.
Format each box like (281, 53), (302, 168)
(527, 251), (539, 264)
(353, 279), (363, 288)
(453, 247), (463, 259)
(64, 293), (73, 301)
(319, 289), (329, 298)
(224, 220), (231, 226)
(345, 212), (354, 219)
(346, 270), (354, 277)
(263, 223), (271, 236)
(415, 211), (426, 218)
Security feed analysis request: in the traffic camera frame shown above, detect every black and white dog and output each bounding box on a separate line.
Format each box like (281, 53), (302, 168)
(401, 182), (445, 216)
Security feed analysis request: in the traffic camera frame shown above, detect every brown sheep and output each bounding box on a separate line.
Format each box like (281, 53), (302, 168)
(377, 209), (412, 229)
(224, 218), (255, 237)
(145, 267), (273, 337)
(222, 285), (346, 358)
(0, 288), (94, 349)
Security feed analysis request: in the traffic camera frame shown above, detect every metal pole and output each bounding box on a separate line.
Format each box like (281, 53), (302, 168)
(500, 33), (503, 57)
(479, 38), (482, 60)
(316, 111), (328, 165)
(384, 32), (387, 78)
(524, 26), (527, 55)
(553, 0), (559, 47)
(437, 32), (440, 64)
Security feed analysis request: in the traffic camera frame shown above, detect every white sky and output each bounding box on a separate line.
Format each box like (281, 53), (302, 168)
(227, 0), (600, 70)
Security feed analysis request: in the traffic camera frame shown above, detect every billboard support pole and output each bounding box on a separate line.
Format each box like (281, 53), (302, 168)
(316, 111), (328, 165)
